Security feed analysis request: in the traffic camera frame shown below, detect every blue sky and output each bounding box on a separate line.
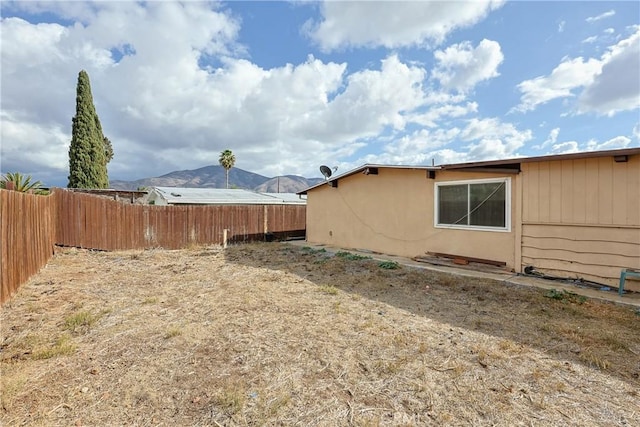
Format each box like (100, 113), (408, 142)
(1, 1), (639, 187)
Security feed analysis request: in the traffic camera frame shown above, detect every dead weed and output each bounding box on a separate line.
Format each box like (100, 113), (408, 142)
(1, 243), (638, 426)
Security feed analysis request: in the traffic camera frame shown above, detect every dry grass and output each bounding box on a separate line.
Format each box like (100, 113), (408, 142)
(1, 242), (639, 426)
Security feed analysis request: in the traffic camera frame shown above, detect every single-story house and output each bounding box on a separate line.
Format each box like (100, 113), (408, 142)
(299, 148), (640, 292)
(146, 187), (306, 206)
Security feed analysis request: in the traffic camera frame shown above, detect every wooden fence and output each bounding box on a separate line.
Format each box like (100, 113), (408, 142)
(1, 189), (306, 305)
(1, 190), (57, 306)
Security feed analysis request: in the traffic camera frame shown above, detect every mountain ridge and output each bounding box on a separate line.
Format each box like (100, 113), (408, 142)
(109, 165), (324, 193)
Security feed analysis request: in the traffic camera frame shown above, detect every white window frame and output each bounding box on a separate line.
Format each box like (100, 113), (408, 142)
(434, 177), (511, 232)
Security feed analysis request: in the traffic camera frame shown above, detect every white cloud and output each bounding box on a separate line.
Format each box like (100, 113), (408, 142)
(388, 127), (462, 158)
(514, 27), (640, 115)
(514, 57), (602, 112)
(305, 0), (504, 51)
(578, 27), (640, 116)
(0, 111), (70, 183)
(558, 20), (566, 33)
(295, 55), (427, 141)
(1, 2), (250, 183)
(1, 2), (440, 183)
(409, 102), (478, 128)
(586, 10), (615, 23)
(431, 39), (504, 92)
(586, 136), (631, 151)
(2, 1), (635, 187)
(582, 36), (598, 44)
(534, 128), (560, 150)
(634, 123), (640, 140)
(551, 141), (580, 154)
(460, 118), (532, 159)
(349, 116), (532, 167)
(544, 135), (631, 156)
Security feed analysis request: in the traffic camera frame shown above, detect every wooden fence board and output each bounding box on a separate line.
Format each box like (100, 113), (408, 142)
(1, 189), (306, 304)
(1, 190), (56, 304)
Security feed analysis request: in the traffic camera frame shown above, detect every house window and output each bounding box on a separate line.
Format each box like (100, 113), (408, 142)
(435, 178), (510, 231)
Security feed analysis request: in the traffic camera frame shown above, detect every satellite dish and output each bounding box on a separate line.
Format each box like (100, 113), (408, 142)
(320, 165), (332, 180)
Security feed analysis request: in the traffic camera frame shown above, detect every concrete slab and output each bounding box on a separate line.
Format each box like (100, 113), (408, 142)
(285, 241), (640, 309)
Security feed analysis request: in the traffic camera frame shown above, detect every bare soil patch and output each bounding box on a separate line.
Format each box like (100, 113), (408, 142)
(1, 243), (639, 426)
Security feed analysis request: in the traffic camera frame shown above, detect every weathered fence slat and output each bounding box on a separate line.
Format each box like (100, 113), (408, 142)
(1, 189), (306, 304)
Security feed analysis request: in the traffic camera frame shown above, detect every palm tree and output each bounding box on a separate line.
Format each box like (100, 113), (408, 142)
(1, 172), (45, 193)
(218, 149), (236, 189)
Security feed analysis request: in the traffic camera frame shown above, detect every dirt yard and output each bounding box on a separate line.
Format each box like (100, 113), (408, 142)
(1, 243), (639, 426)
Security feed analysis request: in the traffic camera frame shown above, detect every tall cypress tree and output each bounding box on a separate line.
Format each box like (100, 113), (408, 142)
(68, 70), (110, 188)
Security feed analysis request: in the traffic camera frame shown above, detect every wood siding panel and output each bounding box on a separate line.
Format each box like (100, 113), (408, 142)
(519, 259), (632, 287)
(627, 157), (640, 224)
(522, 223), (640, 290)
(538, 162), (550, 223)
(548, 162), (562, 223)
(572, 159), (586, 224)
(561, 160), (573, 223)
(612, 160), (626, 224)
(584, 158), (599, 224)
(522, 247), (635, 268)
(598, 158), (614, 224)
(523, 162), (539, 223)
(524, 156), (638, 226)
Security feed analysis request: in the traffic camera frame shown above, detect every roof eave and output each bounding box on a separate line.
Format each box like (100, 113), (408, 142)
(441, 147), (640, 170)
(298, 163), (441, 195)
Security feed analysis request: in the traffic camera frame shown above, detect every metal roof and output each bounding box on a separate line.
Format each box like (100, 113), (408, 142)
(151, 187), (306, 205)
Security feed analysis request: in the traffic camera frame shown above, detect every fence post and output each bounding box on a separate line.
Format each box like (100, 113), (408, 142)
(263, 205), (268, 235)
(223, 229), (228, 248)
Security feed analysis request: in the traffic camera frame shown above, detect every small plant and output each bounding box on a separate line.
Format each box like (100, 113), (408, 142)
(164, 326), (182, 339)
(302, 246), (327, 254)
(215, 382), (246, 416)
(544, 289), (586, 304)
(186, 241), (203, 251)
(378, 260), (400, 270)
(318, 285), (338, 295)
(64, 310), (98, 333)
(335, 251), (371, 261)
(580, 352), (610, 370)
(1, 172), (47, 193)
(33, 334), (76, 359)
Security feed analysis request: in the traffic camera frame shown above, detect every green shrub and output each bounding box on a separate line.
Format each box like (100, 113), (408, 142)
(379, 261), (400, 270)
(335, 251), (371, 261)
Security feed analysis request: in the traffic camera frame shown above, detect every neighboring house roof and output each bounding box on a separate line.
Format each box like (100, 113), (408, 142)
(149, 187), (306, 205)
(299, 148), (640, 195)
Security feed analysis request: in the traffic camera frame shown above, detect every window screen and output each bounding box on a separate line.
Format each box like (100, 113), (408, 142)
(437, 179), (508, 229)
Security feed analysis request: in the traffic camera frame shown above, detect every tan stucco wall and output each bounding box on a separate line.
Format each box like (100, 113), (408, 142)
(521, 155), (640, 291)
(306, 168), (518, 269)
(306, 154), (640, 291)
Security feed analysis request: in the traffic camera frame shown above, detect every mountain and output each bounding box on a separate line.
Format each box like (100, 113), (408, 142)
(254, 175), (324, 193)
(109, 165), (322, 193)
